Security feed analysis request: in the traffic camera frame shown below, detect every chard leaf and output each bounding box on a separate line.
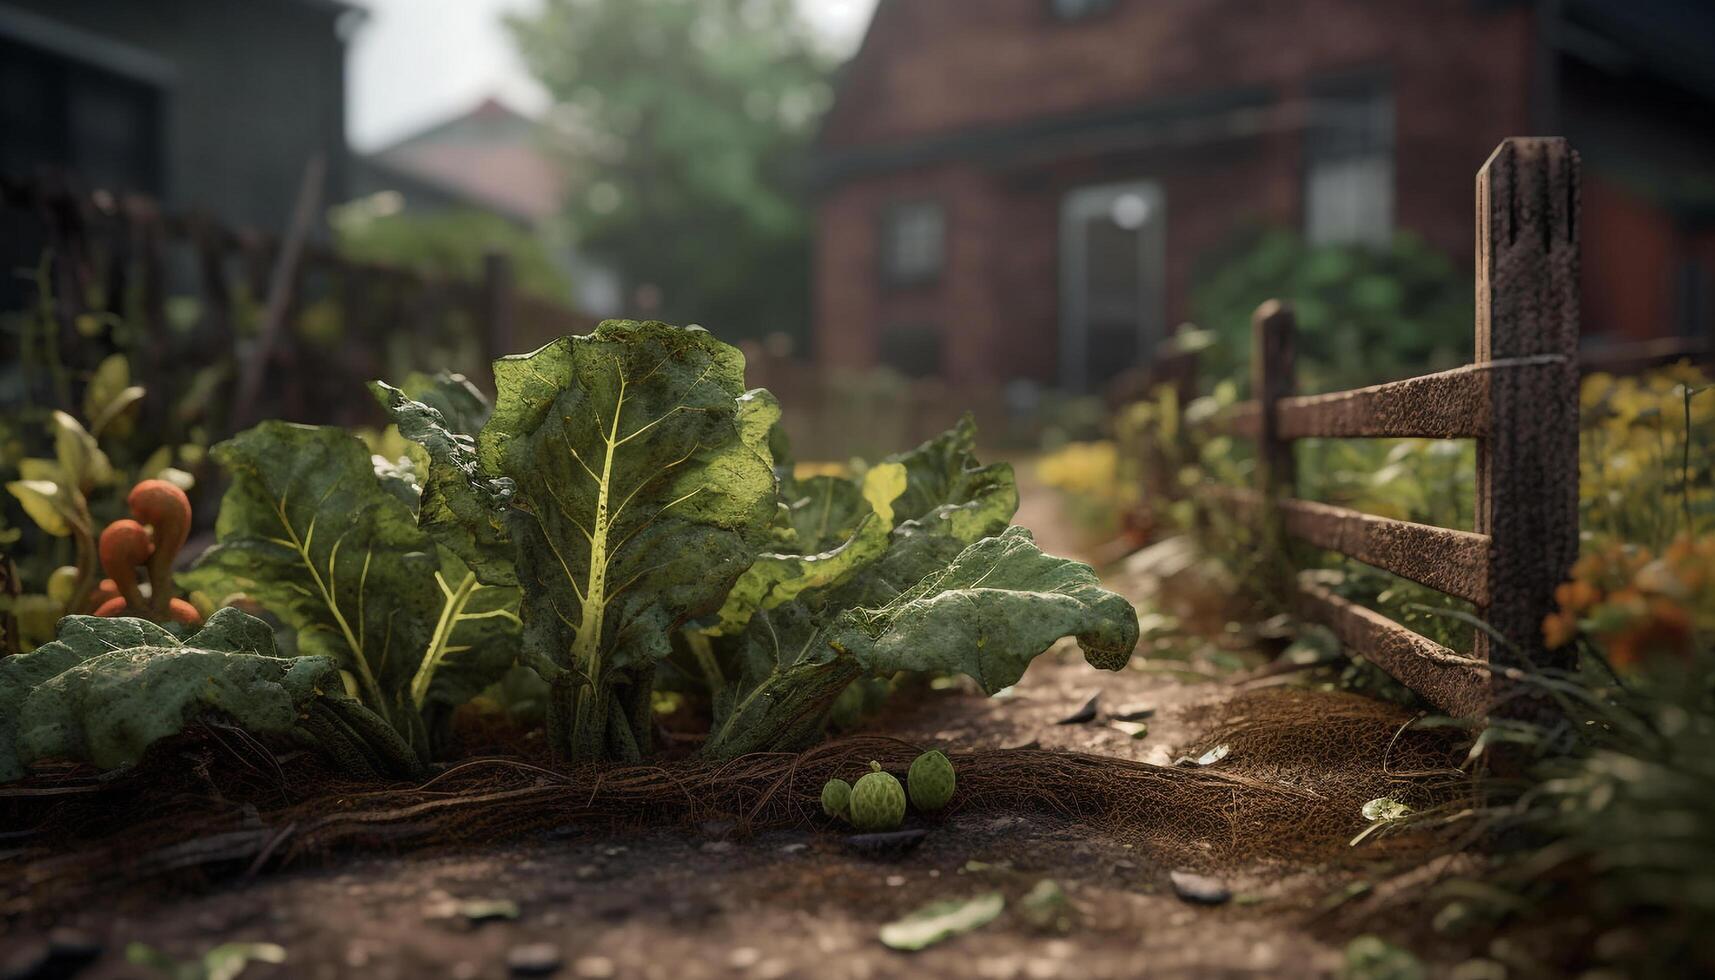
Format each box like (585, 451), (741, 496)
(402, 371), (492, 436)
(828, 526), (1138, 688)
(0, 609), (415, 780)
(372, 381), (517, 586)
(481, 321), (776, 687)
(701, 527), (1138, 758)
(783, 475), (871, 551)
(182, 423), (519, 742)
(884, 414), (1017, 534)
(703, 462), (907, 637)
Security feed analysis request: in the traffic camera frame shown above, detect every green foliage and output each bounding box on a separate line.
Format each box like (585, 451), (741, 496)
(0, 609), (416, 781)
(181, 378), (521, 757)
(507, 0), (834, 343)
(1190, 228), (1470, 395)
(379, 320), (1139, 762)
(333, 205), (573, 302)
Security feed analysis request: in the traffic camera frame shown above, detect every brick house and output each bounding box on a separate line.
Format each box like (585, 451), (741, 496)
(812, 0), (1715, 391)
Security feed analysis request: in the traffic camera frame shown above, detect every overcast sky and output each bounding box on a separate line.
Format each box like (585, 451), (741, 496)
(347, 0), (879, 151)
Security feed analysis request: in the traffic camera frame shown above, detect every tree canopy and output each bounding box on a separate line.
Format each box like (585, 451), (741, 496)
(507, 0), (837, 346)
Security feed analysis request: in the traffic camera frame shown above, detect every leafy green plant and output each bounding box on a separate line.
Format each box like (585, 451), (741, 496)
(181, 374), (521, 759)
(0, 608), (417, 782)
(377, 319), (1141, 762)
(1190, 228), (1470, 395)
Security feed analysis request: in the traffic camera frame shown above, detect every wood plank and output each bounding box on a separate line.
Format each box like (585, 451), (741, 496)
(1275, 362), (1492, 439)
(1474, 138), (1582, 682)
(1294, 577), (1490, 717)
(1190, 400), (1260, 439)
(1202, 488), (1492, 604)
(1277, 499), (1491, 604)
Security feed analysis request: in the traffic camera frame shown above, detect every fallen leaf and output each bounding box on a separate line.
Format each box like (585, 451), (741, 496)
(879, 893), (1005, 951)
(1110, 702), (1156, 721)
(1109, 720), (1149, 739)
(1361, 798), (1412, 822)
(1056, 693), (1100, 725)
(456, 898), (520, 922)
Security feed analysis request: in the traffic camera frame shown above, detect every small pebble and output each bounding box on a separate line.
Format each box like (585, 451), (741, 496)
(779, 843), (808, 854)
(573, 955), (615, 978)
(843, 828), (928, 860)
(1169, 870), (1231, 905)
(508, 943), (564, 977)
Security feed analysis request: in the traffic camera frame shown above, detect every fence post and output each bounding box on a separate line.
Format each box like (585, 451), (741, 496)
(483, 250), (517, 367)
(1473, 138), (1581, 690)
(1253, 299), (1297, 599)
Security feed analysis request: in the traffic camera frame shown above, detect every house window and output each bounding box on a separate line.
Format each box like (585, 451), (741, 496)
(880, 323), (941, 378)
(1304, 81), (1393, 247)
(880, 201), (945, 286)
(1049, 0), (1114, 20)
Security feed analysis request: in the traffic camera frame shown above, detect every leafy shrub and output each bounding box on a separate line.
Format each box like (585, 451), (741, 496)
(1190, 228), (1470, 395)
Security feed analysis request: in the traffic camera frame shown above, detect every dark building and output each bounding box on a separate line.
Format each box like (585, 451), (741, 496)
(812, 0), (1715, 391)
(0, 0), (357, 227)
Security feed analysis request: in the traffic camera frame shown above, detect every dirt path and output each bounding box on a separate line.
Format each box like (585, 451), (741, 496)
(1, 478), (1403, 980)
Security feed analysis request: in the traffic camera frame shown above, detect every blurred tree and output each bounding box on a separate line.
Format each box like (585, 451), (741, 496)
(508, 0), (835, 344)
(332, 203), (574, 302)
(1189, 228), (1471, 395)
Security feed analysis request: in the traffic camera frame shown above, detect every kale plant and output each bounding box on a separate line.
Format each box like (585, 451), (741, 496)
(380, 320), (1141, 762)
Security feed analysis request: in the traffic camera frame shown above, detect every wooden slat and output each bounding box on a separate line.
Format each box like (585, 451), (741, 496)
(1278, 499), (1491, 604)
(1202, 488), (1492, 604)
(1191, 400), (1260, 439)
(1275, 362), (1491, 439)
(1294, 576), (1490, 716)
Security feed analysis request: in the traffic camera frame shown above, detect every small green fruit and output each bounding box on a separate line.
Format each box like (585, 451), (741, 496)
(849, 761), (906, 832)
(908, 749), (956, 812)
(821, 778), (853, 820)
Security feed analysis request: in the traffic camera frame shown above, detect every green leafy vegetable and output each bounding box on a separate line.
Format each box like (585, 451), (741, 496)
(476, 320), (776, 759)
(373, 317), (1131, 762)
(0, 609), (417, 781)
(181, 420), (519, 754)
(701, 527), (1140, 758)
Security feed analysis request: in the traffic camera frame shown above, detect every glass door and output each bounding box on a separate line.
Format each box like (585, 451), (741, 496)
(1058, 181), (1165, 392)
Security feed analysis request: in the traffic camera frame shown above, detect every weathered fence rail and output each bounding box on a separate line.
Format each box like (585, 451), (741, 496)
(1142, 138), (1595, 717)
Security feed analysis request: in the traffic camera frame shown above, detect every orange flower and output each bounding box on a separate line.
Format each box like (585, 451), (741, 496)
(1602, 600), (1694, 670)
(1542, 610), (1580, 650)
(1555, 579), (1601, 614)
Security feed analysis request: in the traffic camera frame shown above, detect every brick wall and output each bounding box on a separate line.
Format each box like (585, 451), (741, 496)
(814, 0), (1537, 385)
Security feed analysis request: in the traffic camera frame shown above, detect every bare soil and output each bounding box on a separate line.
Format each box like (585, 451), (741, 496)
(0, 477), (1443, 979)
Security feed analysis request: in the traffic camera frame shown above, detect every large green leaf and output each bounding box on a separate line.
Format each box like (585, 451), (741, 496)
(700, 527), (1139, 758)
(181, 423), (440, 716)
(181, 423), (520, 743)
(478, 320), (776, 757)
(484, 321), (777, 672)
(372, 381), (517, 586)
(0, 609), (417, 780)
(826, 526), (1139, 687)
(885, 414), (1017, 533)
(702, 462), (906, 637)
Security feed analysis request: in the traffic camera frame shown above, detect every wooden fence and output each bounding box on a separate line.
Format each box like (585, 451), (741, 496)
(0, 172), (592, 440)
(1139, 138), (1591, 717)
